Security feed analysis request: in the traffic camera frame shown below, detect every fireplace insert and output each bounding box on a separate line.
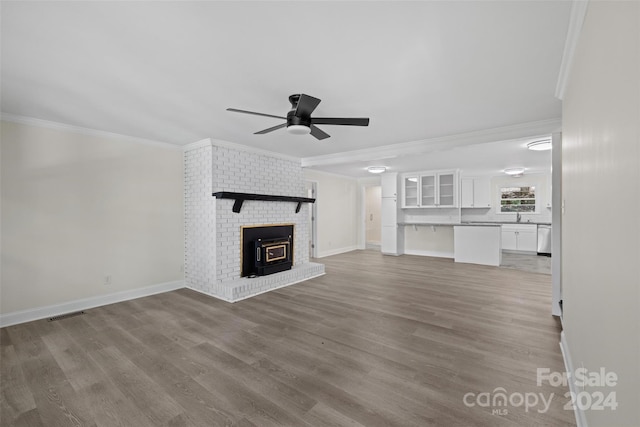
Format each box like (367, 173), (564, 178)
(253, 236), (292, 276)
(241, 224), (294, 277)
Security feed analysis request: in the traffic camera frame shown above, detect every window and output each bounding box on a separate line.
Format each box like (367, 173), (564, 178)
(500, 186), (536, 213)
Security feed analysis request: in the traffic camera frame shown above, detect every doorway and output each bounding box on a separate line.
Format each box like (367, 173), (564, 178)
(365, 186), (382, 249)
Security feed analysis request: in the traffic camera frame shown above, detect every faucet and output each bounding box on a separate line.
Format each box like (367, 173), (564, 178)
(516, 212), (521, 223)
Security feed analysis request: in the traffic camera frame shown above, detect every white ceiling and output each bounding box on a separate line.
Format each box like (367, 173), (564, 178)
(1, 1), (570, 177)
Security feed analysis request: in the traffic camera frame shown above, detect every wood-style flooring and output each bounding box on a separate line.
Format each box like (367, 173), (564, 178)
(1, 250), (575, 426)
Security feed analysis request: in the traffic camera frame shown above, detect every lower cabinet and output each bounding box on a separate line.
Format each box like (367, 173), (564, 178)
(501, 224), (537, 252)
(381, 226), (404, 256)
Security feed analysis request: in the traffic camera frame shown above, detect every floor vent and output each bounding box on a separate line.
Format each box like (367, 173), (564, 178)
(48, 311), (85, 322)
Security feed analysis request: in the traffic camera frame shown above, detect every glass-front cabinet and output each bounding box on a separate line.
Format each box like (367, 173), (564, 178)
(401, 170), (458, 208)
(402, 175), (419, 207)
(420, 174), (436, 207)
(437, 172), (455, 207)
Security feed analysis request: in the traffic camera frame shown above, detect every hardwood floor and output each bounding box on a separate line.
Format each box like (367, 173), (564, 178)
(1, 250), (575, 426)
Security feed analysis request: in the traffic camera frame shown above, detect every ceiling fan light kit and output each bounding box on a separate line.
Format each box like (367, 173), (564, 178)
(287, 125), (311, 135)
(227, 93), (370, 141)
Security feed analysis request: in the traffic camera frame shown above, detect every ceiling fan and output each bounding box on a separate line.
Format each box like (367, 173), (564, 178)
(227, 94), (369, 140)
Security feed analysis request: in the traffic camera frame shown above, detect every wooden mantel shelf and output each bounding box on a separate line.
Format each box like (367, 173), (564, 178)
(212, 191), (315, 213)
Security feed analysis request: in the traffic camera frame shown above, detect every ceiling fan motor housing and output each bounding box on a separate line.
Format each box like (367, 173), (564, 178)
(286, 110), (311, 128)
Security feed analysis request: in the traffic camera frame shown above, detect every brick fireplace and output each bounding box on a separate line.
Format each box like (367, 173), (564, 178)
(183, 139), (324, 302)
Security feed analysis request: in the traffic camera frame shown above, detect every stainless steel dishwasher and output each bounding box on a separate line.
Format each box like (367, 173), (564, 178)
(537, 224), (551, 256)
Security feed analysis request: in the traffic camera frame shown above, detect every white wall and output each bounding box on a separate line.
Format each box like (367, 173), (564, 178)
(0, 120), (184, 318)
(304, 169), (358, 257)
(461, 172), (552, 223)
(562, 2), (639, 426)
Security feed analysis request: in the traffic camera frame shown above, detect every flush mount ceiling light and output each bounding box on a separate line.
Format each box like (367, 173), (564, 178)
(504, 167), (526, 177)
(527, 138), (552, 151)
(287, 125), (311, 135)
(367, 166), (387, 174)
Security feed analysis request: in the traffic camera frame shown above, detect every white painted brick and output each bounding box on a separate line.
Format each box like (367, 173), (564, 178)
(185, 143), (318, 300)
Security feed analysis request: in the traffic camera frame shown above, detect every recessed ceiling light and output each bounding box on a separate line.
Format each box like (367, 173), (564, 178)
(367, 166), (387, 174)
(527, 139), (552, 151)
(504, 167), (525, 177)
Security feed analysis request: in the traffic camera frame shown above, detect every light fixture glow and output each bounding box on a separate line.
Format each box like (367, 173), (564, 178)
(287, 125), (311, 135)
(504, 167), (525, 177)
(367, 166), (387, 174)
(527, 139), (552, 151)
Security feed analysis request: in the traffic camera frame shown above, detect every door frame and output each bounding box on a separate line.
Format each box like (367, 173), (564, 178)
(359, 182), (382, 250)
(305, 180), (318, 259)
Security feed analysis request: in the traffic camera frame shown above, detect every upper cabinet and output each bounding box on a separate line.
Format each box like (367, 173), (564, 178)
(403, 175), (419, 207)
(401, 170), (458, 208)
(381, 173), (399, 198)
(460, 176), (491, 208)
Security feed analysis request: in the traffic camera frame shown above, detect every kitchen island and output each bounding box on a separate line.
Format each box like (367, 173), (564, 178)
(399, 222), (502, 266)
(453, 224), (502, 266)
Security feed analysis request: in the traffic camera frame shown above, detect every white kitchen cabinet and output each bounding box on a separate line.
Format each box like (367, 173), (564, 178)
(381, 197), (398, 226)
(501, 224), (537, 252)
(517, 228), (538, 251)
(419, 174), (436, 207)
(460, 176), (491, 208)
(460, 178), (474, 208)
(401, 175), (419, 207)
(381, 173), (403, 255)
(401, 170), (458, 208)
(381, 226), (403, 255)
(381, 173), (399, 198)
(437, 172), (456, 207)
(501, 228), (518, 250)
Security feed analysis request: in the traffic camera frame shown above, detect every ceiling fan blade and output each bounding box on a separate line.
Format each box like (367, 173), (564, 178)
(254, 123), (287, 135)
(312, 117), (370, 126)
(310, 125), (330, 140)
(227, 108), (286, 120)
(294, 94), (321, 117)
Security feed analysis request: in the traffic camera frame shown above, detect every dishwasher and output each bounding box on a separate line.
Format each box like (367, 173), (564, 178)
(537, 225), (551, 256)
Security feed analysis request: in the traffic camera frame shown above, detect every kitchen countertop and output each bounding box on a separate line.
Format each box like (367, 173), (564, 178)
(463, 221), (552, 226)
(399, 222), (502, 227)
(398, 221), (551, 227)
(399, 222), (461, 227)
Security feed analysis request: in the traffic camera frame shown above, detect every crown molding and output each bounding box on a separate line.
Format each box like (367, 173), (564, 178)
(301, 118), (562, 167)
(0, 113), (182, 150)
(555, 0), (590, 100)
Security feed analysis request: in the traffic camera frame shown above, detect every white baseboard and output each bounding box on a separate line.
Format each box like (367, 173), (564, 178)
(403, 249), (454, 259)
(0, 280), (185, 328)
(316, 245), (359, 258)
(560, 331), (588, 427)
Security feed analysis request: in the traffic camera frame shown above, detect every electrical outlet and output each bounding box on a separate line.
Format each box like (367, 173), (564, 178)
(104, 275), (112, 286)
(180, 264), (185, 273)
